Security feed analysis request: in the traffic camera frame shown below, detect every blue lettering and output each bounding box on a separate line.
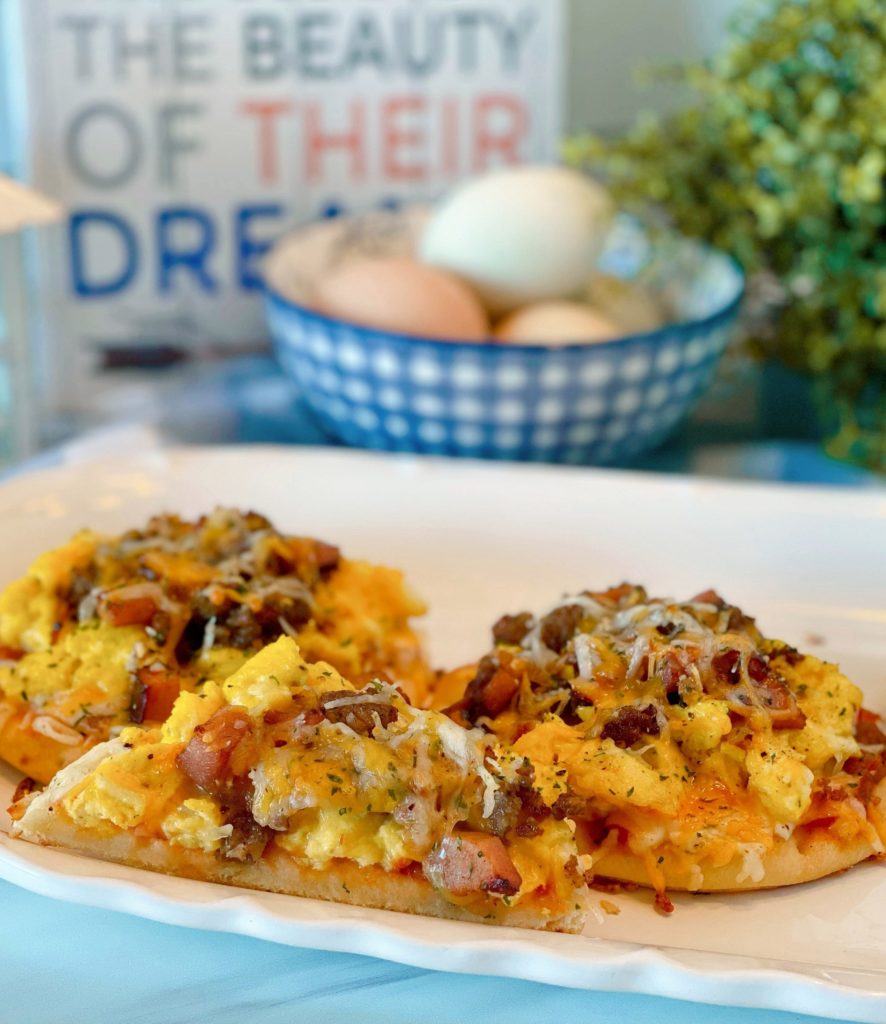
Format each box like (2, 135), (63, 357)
(156, 206), (217, 293)
(69, 210), (138, 297)
(235, 203), (284, 290)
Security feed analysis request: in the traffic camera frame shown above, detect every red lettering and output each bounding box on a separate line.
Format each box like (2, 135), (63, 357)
(441, 97), (459, 177)
(305, 101), (366, 184)
(473, 95), (527, 172)
(381, 97), (427, 182)
(241, 100), (294, 185)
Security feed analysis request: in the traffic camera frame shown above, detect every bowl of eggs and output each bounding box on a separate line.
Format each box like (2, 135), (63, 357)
(264, 166), (744, 464)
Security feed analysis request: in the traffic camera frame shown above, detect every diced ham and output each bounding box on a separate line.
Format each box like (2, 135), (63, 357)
(98, 582), (165, 627)
(176, 706), (253, 793)
(423, 832), (522, 898)
(129, 666), (182, 724)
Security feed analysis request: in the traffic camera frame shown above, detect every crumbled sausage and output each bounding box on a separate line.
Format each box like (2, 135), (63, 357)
(491, 612), (534, 647)
(550, 793), (594, 821)
(220, 811), (272, 863)
(319, 689), (398, 735)
(600, 704), (661, 747)
(539, 604), (584, 654)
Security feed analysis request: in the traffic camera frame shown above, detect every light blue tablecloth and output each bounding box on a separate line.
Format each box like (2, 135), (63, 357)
(3, 356), (881, 1024)
(2, 880), (845, 1024)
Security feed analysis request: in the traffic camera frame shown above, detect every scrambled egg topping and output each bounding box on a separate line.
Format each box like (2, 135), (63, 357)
(51, 637), (581, 918)
(0, 532), (97, 652)
(0, 509), (431, 783)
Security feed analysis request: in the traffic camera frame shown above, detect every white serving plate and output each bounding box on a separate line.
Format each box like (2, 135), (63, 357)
(0, 446), (885, 1021)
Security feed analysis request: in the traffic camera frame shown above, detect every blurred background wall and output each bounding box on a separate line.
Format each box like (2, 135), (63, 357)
(566, 0), (744, 132)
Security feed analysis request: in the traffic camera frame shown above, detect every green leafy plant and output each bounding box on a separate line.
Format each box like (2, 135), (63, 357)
(566, 0), (886, 469)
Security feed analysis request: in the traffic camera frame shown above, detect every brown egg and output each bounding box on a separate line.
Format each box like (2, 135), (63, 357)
(494, 301), (621, 346)
(314, 257), (489, 341)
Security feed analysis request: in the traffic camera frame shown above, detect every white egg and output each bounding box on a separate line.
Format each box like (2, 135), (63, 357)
(494, 302), (621, 346)
(420, 165), (614, 316)
(585, 273), (666, 334)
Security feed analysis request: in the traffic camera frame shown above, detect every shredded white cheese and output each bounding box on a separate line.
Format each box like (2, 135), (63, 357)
(321, 693), (392, 711)
(277, 616), (299, 639)
(201, 616), (217, 655)
(573, 634), (600, 680)
(735, 843), (767, 884)
(31, 715), (83, 745)
(476, 760), (500, 819)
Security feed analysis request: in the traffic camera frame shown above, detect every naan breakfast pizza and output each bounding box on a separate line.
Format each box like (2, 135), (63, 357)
(444, 584), (886, 909)
(10, 637), (587, 933)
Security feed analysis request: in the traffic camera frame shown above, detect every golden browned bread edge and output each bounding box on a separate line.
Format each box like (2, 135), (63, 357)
(13, 816), (584, 933)
(592, 820), (885, 893)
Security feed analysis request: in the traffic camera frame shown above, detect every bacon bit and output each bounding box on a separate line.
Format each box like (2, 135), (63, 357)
(803, 815), (838, 831)
(0, 644), (23, 661)
(586, 874), (640, 894)
(691, 589), (725, 607)
(600, 899), (621, 916)
(857, 709), (886, 746)
(313, 540), (340, 572)
(98, 582), (165, 627)
(768, 644), (805, 667)
(844, 751), (886, 803)
(712, 649), (741, 684)
(814, 780), (848, 803)
(10, 775), (37, 806)
(454, 655), (521, 722)
(654, 891), (675, 915)
(298, 708), (325, 727)
(753, 675), (807, 730)
(585, 583), (640, 605)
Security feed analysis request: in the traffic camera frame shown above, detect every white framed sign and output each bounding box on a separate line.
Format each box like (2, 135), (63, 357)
(18, 0), (564, 408)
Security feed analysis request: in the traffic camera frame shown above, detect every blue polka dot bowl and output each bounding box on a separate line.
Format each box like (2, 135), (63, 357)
(263, 207), (744, 465)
